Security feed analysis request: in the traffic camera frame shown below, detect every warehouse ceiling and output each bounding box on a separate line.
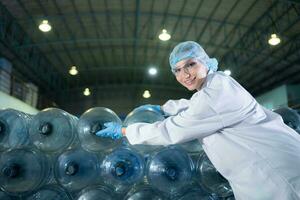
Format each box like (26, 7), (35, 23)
(0, 0), (299, 115)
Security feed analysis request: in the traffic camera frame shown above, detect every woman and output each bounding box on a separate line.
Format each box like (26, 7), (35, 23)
(97, 41), (300, 200)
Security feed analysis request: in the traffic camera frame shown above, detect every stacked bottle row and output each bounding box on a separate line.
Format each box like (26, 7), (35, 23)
(0, 106), (298, 199)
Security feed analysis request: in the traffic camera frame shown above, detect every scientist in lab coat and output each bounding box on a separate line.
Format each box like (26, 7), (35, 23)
(96, 41), (300, 200)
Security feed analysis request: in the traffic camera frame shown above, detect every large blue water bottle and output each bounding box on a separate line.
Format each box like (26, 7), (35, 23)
(0, 109), (31, 151)
(54, 148), (100, 191)
(0, 190), (14, 200)
(29, 108), (78, 154)
(75, 185), (115, 200)
(0, 148), (51, 194)
(146, 146), (193, 195)
(123, 106), (164, 153)
(177, 139), (203, 154)
(195, 152), (233, 198)
(100, 147), (145, 194)
(124, 184), (166, 200)
(174, 182), (218, 200)
(24, 185), (72, 200)
(77, 107), (122, 152)
(273, 107), (300, 133)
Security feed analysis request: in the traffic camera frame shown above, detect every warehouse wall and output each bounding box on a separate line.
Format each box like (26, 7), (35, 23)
(255, 85), (288, 110)
(0, 91), (39, 114)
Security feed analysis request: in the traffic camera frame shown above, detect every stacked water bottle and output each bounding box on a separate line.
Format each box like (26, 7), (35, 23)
(0, 106), (299, 200)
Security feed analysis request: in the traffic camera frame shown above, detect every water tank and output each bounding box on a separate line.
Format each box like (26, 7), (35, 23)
(273, 107), (300, 133)
(123, 106), (164, 154)
(29, 108), (78, 154)
(0, 109), (31, 151)
(195, 152), (233, 198)
(54, 148), (100, 191)
(75, 185), (115, 200)
(78, 107), (122, 152)
(146, 146), (193, 195)
(0, 148), (51, 194)
(101, 147), (145, 193)
(24, 184), (72, 200)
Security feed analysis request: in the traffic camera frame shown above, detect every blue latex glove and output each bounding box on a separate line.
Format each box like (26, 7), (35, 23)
(137, 104), (163, 115)
(95, 122), (122, 140)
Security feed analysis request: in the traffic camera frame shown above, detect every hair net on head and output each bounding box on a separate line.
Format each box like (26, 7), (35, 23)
(169, 41), (218, 72)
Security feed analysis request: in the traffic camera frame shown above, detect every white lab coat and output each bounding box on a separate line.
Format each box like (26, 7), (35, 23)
(126, 71), (300, 200)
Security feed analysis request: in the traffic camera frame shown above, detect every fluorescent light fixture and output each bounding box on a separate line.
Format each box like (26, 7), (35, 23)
(158, 29), (171, 41)
(83, 88), (91, 96)
(69, 66), (78, 75)
(39, 20), (52, 32)
(143, 90), (151, 98)
(148, 67), (157, 76)
(224, 70), (231, 76)
(268, 34), (281, 46)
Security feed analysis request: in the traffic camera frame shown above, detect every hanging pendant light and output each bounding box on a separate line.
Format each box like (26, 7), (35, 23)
(83, 88), (91, 96)
(268, 34), (281, 46)
(69, 66), (78, 76)
(143, 90), (151, 98)
(39, 20), (52, 32)
(159, 29), (171, 41)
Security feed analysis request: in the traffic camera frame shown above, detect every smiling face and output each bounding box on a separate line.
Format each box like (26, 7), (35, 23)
(174, 58), (208, 91)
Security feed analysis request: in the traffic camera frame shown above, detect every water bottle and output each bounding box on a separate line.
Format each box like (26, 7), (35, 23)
(146, 146), (193, 195)
(24, 184), (72, 200)
(174, 182), (218, 200)
(100, 147), (145, 194)
(273, 107), (300, 133)
(177, 139), (203, 153)
(75, 185), (115, 200)
(54, 148), (100, 192)
(0, 109), (32, 151)
(124, 184), (166, 200)
(0, 148), (51, 194)
(123, 106), (165, 154)
(195, 152), (233, 198)
(0, 190), (14, 200)
(29, 108), (78, 154)
(77, 107), (122, 152)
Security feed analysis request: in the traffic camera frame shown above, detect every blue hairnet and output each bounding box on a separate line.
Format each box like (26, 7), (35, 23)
(169, 41), (218, 72)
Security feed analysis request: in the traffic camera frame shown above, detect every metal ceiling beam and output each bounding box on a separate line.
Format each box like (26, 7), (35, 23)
(121, 0), (127, 67)
(0, 1), (66, 94)
(25, 38), (284, 62)
(204, 0), (240, 49)
(211, 0), (258, 57)
(196, 0), (222, 42)
(70, 0), (98, 71)
(87, 0), (107, 66)
(141, 0), (155, 68)
(133, 0), (140, 66)
(51, 0), (91, 85)
(245, 34), (300, 95)
(19, 10), (254, 30)
(220, 1), (298, 74)
(151, 0), (171, 69)
(157, 0), (189, 82)
(34, 0), (79, 84)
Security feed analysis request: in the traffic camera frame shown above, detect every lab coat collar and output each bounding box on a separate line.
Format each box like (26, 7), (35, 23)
(196, 70), (214, 91)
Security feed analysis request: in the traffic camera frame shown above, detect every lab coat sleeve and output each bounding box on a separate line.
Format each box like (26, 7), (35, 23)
(161, 98), (189, 116)
(126, 72), (258, 146)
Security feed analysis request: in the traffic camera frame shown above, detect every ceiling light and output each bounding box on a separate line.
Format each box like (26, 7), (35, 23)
(158, 29), (171, 41)
(83, 88), (91, 96)
(224, 69), (231, 76)
(39, 20), (52, 32)
(69, 66), (78, 75)
(148, 67), (157, 76)
(268, 34), (281, 46)
(143, 90), (151, 98)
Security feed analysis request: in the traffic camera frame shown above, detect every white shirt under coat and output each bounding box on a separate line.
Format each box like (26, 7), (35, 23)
(126, 71), (300, 200)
